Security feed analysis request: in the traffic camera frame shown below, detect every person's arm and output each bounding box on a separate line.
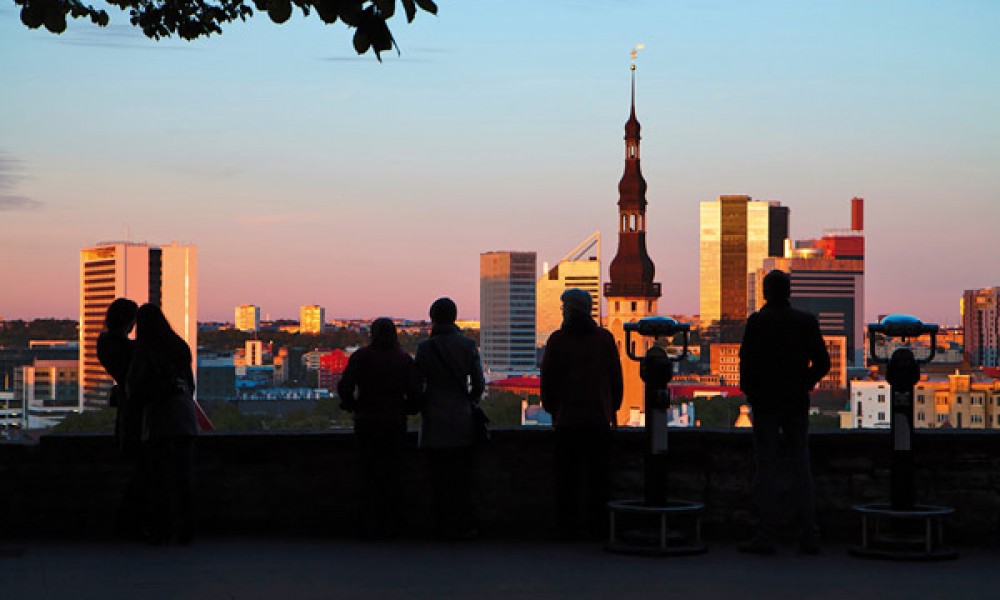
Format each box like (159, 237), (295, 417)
(806, 316), (831, 389)
(467, 344), (486, 403)
(739, 316), (760, 398)
(337, 352), (360, 412)
(540, 337), (559, 417)
(403, 355), (423, 415)
(607, 333), (624, 416)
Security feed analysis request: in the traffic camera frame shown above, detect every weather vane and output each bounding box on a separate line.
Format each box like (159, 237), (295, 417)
(630, 43), (645, 70)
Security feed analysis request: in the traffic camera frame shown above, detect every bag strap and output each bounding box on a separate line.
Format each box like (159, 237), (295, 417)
(428, 337), (472, 401)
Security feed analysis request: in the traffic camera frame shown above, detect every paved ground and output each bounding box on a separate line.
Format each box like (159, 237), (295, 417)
(1, 538), (997, 599)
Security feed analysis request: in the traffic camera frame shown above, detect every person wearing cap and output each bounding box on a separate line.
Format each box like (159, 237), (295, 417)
(738, 269), (830, 555)
(541, 288), (623, 540)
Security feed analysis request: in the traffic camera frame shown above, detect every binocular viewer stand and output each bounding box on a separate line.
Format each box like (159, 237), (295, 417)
(605, 318), (707, 556)
(850, 314), (957, 561)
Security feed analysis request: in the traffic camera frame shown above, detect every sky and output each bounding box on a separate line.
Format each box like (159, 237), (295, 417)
(1, 0), (998, 324)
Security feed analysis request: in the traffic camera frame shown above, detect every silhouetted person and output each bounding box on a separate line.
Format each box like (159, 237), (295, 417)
(541, 289), (623, 540)
(128, 303), (198, 545)
(415, 297), (486, 539)
(97, 297), (147, 537)
(738, 270), (830, 555)
(338, 317), (421, 538)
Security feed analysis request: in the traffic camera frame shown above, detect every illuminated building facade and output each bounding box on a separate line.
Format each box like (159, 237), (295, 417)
(700, 195), (788, 342)
(235, 304), (261, 332)
(962, 287), (1000, 368)
(79, 242), (198, 407)
(299, 305), (326, 334)
(536, 231), (601, 347)
(481, 251), (537, 378)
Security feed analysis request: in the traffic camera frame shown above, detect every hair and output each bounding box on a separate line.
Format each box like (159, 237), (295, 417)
(104, 298), (139, 334)
(135, 303), (183, 351)
(762, 269), (792, 302)
(560, 288), (593, 317)
(369, 317), (398, 350)
(429, 297), (457, 325)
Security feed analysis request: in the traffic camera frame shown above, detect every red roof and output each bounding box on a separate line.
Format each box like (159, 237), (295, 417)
(490, 376), (541, 391)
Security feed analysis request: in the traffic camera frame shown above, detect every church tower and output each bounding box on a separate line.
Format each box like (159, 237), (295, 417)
(604, 62), (662, 426)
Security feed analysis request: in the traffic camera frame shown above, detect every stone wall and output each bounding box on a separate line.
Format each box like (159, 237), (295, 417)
(1, 429), (997, 544)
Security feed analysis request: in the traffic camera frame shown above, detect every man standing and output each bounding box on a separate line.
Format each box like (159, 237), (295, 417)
(738, 270), (830, 555)
(541, 289), (623, 540)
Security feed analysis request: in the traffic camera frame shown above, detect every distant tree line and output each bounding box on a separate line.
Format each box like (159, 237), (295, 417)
(0, 319), (78, 347)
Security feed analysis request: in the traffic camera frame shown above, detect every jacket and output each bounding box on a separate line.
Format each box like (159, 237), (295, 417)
(540, 314), (623, 428)
(337, 345), (421, 426)
(415, 325), (486, 448)
(739, 300), (831, 413)
(128, 338), (198, 440)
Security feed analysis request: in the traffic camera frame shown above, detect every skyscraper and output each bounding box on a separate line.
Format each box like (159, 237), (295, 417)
(536, 232), (601, 347)
(79, 241), (198, 407)
(480, 251), (537, 378)
(700, 195), (789, 334)
(299, 305), (326, 334)
(754, 199), (865, 365)
(604, 64), (661, 426)
(235, 304), (261, 332)
(962, 287), (1000, 368)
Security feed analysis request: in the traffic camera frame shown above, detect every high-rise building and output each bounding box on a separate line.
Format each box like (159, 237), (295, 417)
(962, 287), (1000, 368)
(604, 64), (662, 426)
(299, 305), (326, 334)
(754, 199), (865, 365)
(79, 242), (198, 407)
(480, 251), (537, 378)
(536, 232), (601, 347)
(700, 195), (788, 339)
(235, 304), (261, 332)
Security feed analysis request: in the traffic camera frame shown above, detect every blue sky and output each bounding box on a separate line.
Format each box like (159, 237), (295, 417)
(1, 0), (998, 323)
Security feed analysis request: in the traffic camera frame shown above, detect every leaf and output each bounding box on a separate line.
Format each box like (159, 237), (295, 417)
(20, 4), (44, 29)
(373, 0), (394, 19)
(315, 0), (338, 24)
(413, 0), (436, 15)
(267, 0), (291, 23)
(338, 0), (362, 26)
(352, 27), (370, 55)
(401, 0), (415, 22)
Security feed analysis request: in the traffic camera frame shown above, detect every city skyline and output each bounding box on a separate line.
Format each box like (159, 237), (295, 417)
(2, 1), (998, 324)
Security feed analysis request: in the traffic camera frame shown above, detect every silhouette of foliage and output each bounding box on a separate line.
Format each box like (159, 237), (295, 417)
(49, 406), (116, 433)
(13, 0), (438, 60)
(0, 319), (78, 348)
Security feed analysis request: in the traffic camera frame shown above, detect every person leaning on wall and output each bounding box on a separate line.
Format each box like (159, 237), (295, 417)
(337, 317), (422, 539)
(414, 297), (486, 540)
(96, 297), (148, 539)
(127, 303), (199, 545)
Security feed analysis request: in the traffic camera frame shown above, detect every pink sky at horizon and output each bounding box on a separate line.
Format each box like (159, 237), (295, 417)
(1, 2), (997, 327)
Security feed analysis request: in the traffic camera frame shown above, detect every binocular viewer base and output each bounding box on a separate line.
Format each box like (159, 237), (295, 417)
(605, 499), (707, 556)
(850, 503), (958, 561)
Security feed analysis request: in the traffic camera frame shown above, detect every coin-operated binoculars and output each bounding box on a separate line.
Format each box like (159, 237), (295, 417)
(606, 317), (707, 556)
(850, 314), (956, 560)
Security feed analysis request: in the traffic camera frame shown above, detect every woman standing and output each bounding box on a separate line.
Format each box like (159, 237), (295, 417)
(127, 303), (198, 545)
(96, 297), (144, 537)
(415, 298), (486, 539)
(337, 317), (421, 538)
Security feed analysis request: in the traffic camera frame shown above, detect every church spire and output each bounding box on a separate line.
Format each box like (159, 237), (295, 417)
(606, 61), (659, 298)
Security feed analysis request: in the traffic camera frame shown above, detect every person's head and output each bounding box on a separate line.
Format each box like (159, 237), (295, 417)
(560, 288), (593, 319)
(135, 303), (177, 346)
(762, 269), (791, 303)
(429, 297), (457, 325)
(104, 298), (138, 336)
(369, 317), (398, 350)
